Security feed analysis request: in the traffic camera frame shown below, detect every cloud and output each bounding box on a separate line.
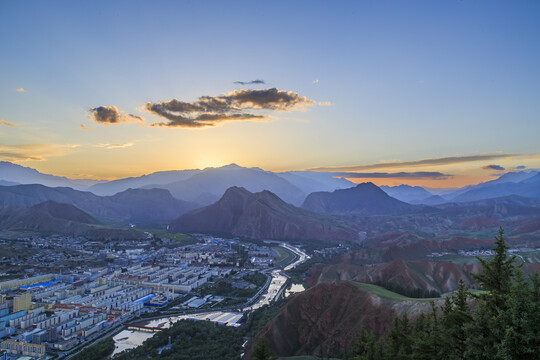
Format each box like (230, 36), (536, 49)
(482, 164), (505, 171)
(89, 106), (145, 125)
(0, 120), (17, 127)
(515, 165), (527, 170)
(335, 171), (452, 180)
(96, 142), (134, 149)
(80, 124), (94, 131)
(234, 79), (265, 85)
(145, 88), (315, 128)
(16, 88), (25, 92)
(309, 153), (516, 172)
(0, 151), (43, 161)
(0, 144), (78, 162)
(318, 101), (332, 106)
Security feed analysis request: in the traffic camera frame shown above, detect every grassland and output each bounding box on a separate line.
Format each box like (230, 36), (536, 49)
(273, 246), (297, 268)
(355, 282), (438, 301)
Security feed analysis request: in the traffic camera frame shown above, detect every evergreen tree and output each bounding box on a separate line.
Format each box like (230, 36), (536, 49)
(385, 314), (412, 360)
(347, 229), (540, 360)
(464, 228), (516, 359)
(410, 308), (440, 360)
(473, 227), (516, 312)
(496, 270), (540, 359)
(253, 338), (277, 360)
(348, 328), (383, 360)
(439, 279), (471, 359)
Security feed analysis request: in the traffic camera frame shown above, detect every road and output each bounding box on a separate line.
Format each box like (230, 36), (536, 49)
(108, 242), (311, 355)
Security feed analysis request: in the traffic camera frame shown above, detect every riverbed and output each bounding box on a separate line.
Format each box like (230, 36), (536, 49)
(112, 243), (309, 354)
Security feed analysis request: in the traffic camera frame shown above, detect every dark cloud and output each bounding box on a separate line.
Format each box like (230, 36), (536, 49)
(482, 164), (505, 171)
(89, 106), (145, 125)
(234, 79), (266, 85)
(335, 172), (452, 179)
(145, 88), (315, 128)
(310, 154), (515, 172)
(515, 165), (527, 170)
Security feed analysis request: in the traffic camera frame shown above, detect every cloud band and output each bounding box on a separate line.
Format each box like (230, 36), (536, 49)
(145, 88), (315, 128)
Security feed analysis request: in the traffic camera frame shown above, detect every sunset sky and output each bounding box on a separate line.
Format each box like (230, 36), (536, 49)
(1, 1), (539, 188)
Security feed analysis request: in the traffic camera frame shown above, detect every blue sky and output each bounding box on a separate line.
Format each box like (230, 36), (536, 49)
(1, 0), (539, 187)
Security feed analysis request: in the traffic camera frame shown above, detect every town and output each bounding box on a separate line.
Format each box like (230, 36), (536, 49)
(0, 233), (308, 359)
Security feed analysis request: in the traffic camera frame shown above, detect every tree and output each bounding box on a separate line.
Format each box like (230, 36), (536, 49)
(496, 271), (540, 359)
(347, 327), (383, 360)
(440, 280), (472, 359)
(385, 314), (412, 360)
(253, 338), (277, 360)
(472, 227), (516, 312)
(410, 308), (441, 360)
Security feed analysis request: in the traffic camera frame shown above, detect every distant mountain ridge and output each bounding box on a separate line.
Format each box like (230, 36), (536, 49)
(88, 164), (355, 206)
(302, 182), (420, 215)
(448, 172), (540, 202)
(2, 161), (539, 206)
(147, 164), (308, 206)
(380, 184), (433, 204)
(0, 184), (197, 226)
(0, 161), (102, 189)
(88, 169), (202, 196)
(169, 186), (359, 242)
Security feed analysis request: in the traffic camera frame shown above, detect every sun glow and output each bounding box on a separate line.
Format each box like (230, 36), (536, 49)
(194, 156), (225, 170)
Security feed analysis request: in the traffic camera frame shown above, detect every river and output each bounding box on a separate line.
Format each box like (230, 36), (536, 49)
(112, 243), (310, 355)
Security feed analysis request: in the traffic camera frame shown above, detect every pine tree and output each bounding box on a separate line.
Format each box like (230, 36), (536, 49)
(472, 227), (515, 312)
(385, 314), (412, 360)
(440, 280), (471, 359)
(465, 228), (515, 359)
(348, 328), (383, 360)
(253, 338), (277, 360)
(464, 301), (498, 360)
(496, 270), (540, 359)
(410, 306), (441, 360)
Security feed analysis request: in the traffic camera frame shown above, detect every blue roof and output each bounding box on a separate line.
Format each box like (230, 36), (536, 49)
(135, 294), (155, 304)
(20, 279), (59, 290)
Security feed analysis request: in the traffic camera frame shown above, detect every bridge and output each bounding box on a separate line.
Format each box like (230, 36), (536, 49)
(124, 323), (163, 333)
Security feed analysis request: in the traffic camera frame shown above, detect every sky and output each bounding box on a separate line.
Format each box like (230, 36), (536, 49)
(1, 0), (539, 188)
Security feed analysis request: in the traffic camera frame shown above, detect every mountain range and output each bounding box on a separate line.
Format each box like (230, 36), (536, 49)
(1, 161), (539, 207)
(302, 182), (420, 215)
(0, 201), (144, 239)
(0, 161), (102, 190)
(380, 170), (540, 204)
(0, 162), (355, 207)
(0, 184), (196, 226)
(169, 186), (359, 242)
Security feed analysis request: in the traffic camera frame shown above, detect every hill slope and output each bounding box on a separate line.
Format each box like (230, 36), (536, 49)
(169, 186), (358, 242)
(302, 182), (418, 215)
(251, 281), (439, 358)
(0, 184), (197, 225)
(0, 201), (100, 234)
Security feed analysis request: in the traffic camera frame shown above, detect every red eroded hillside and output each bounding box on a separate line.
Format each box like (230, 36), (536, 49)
(248, 281), (439, 358)
(458, 216), (499, 231)
(308, 259), (475, 293)
(510, 218), (540, 235)
(372, 234), (494, 260)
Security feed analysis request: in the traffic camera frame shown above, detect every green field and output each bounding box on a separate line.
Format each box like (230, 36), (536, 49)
(273, 246), (296, 267)
(355, 282), (438, 301)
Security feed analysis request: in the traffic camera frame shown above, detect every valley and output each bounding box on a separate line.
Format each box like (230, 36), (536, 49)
(0, 162), (539, 359)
